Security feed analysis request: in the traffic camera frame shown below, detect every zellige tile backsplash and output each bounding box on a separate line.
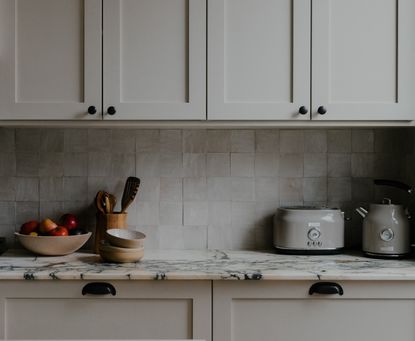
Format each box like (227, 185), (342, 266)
(0, 127), (412, 251)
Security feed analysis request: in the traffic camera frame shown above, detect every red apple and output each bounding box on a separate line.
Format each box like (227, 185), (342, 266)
(60, 214), (78, 230)
(39, 218), (58, 234)
(48, 226), (69, 237)
(20, 221), (39, 235)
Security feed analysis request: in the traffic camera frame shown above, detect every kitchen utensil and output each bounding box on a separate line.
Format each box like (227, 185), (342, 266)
(273, 206), (344, 254)
(15, 232), (91, 256)
(106, 228), (146, 249)
(108, 193), (117, 213)
(99, 240), (144, 263)
(121, 177), (140, 213)
(95, 191), (106, 214)
(104, 192), (111, 214)
(94, 212), (127, 254)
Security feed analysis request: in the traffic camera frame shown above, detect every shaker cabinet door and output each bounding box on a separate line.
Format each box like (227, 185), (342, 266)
(213, 281), (415, 341)
(0, 0), (102, 120)
(208, 0), (311, 120)
(312, 0), (415, 121)
(0, 281), (211, 341)
(103, 0), (206, 120)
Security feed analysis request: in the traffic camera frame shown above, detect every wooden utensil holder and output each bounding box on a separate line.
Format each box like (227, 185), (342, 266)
(94, 212), (127, 254)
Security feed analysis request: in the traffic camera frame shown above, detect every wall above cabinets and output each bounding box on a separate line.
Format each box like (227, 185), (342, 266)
(0, 0), (414, 124)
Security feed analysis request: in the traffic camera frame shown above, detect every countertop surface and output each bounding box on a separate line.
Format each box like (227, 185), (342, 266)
(1, 249), (415, 281)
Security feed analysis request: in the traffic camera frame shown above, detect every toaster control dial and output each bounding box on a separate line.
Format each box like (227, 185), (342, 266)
(380, 228), (394, 242)
(308, 228), (321, 241)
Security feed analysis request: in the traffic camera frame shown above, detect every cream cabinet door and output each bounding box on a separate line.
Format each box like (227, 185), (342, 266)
(312, 0), (415, 121)
(103, 0), (206, 120)
(0, 281), (211, 340)
(213, 281), (415, 341)
(0, 0), (102, 120)
(208, 0), (311, 121)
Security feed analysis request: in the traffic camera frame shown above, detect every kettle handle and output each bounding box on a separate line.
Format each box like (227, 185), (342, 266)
(374, 179), (413, 194)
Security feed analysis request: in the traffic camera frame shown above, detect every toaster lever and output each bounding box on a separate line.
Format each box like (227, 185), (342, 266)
(309, 282), (344, 296)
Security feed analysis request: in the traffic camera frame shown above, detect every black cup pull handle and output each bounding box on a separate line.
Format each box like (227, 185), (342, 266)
(82, 282), (116, 296)
(107, 106), (117, 115)
(309, 282), (344, 296)
(298, 106), (308, 115)
(317, 106), (327, 115)
(87, 106), (97, 115)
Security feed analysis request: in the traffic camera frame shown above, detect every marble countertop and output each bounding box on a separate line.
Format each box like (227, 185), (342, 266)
(1, 249), (415, 281)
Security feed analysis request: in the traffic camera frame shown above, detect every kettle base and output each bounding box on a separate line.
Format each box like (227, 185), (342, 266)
(363, 251), (410, 259)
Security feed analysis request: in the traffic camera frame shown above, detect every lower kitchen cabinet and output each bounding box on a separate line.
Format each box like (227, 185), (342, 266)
(0, 281), (211, 340)
(213, 281), (415, 341)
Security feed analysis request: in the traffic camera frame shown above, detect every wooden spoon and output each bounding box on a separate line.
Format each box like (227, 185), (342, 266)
(121, 177), (141, 213)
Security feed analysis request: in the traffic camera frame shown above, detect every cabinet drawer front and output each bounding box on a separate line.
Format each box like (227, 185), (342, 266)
(214, 281), (415, 341)
(6, 298), (191, 339)
(0, 281), (211, 341)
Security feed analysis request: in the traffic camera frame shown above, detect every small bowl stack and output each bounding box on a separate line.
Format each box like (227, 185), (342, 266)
(99, 229), (146, 263)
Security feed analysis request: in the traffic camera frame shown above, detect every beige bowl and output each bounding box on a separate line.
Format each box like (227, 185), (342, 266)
(15, 232), (92, 256)
(99, 241), (144, 263)
(105, 229), (146, 248)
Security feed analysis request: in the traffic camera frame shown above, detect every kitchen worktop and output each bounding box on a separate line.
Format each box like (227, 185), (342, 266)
(1, 249), (415, 281)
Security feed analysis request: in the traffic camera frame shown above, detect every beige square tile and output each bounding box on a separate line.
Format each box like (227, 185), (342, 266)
(351, 153), (374, 178)
(40, 129), (64, 152)
(160, 153), (183, 177)
(183, 153), (206, 177)
(160, 202), (182, 226)
(255, 177), (279, 202)
(183, 177), (207, 201)
(135, 129), (160, 152)
(255, 153), (278, 177)
(136, 153), (160, 177)
(303, 178), (327, 202)
(328, 154), (351, 177)
(328, 178), (352, 202)
(328, 130), (351, 153)
(280, 130), (304, 153)
(207, 177), (232, 201)
(279, 178), (303, 205)
(304, 130), (327, 153)
(183, 129), (207, 153)
(207, 153), (230, 176)
(64, 129), (87, 152)
(352, 129), (374, 152)
(207, 130), (231, 152)
(16, 129), (41, 151)
(231, 177), (254, 202)
(231, 130), (255, 152)
(16, 177), (39, 202)
(184, 201), (208, 226)
(160, 130), (182, 153)
(255, 130), (278, 152)
(160, 178), (182, 201)
(304, 153), (327, 177)
(88, 129), (112, 152)
(279, 154), (303, 178)
(231, 153), (254, 177)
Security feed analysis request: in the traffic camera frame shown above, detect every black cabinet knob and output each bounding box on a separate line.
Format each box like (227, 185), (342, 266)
(87, 106), (97, 115)
(82, 282), (116, 296)
(309, 282), (344, 296)
(107, 106), (117, 115)
(298, 106), (308, 115)
(317, 106), (327, 115)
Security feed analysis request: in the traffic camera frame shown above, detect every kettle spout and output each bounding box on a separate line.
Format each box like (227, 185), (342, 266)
(356, 207), (368, 218)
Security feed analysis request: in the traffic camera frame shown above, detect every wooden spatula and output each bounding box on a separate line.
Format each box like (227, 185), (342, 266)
(121, 177), (140, 213)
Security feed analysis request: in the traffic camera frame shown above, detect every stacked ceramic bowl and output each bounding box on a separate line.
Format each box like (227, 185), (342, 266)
(99, 229), (146, 263)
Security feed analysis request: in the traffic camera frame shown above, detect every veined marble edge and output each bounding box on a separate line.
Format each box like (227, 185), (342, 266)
(1, 250), (415, 281)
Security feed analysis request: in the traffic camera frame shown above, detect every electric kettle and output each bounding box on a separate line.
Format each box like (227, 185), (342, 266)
(357, 198), (410, 258)
(356, 179), (413, 258)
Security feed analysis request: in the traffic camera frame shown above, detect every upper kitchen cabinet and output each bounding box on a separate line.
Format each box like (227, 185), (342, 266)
(208, 0), (311, 120)
(0, 0), (102, 120)
(103, 0), (206, 120)
(312, 0), (415, 121)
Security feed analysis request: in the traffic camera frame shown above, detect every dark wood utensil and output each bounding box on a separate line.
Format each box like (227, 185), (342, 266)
(121, 177), (140, 213)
